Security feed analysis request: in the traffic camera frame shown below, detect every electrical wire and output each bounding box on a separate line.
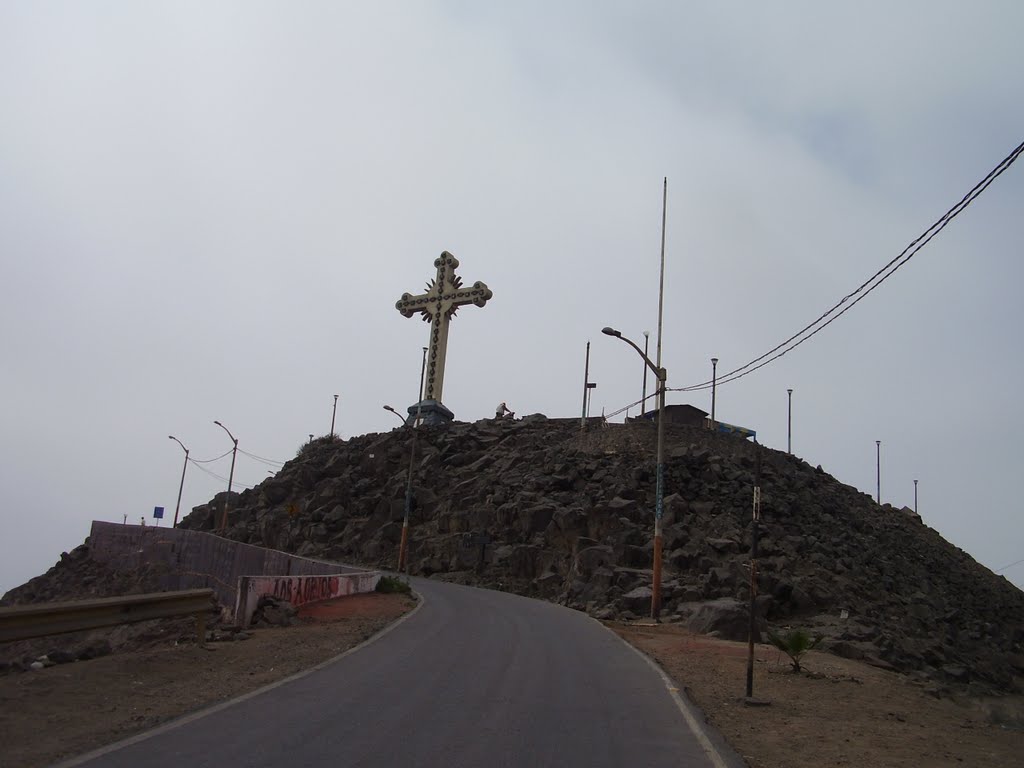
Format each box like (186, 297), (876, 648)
(238, 448), (285, 467)
(994, 556), (1024, 573)
(665, 138), (1024, 394)
(188, 449), (234, 464)
(187, 459), (255, 490)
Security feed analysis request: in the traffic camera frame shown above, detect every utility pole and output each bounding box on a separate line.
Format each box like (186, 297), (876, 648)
(787, 389), (793, 454)
(653, 176), (668, 621)
(641, 331), (650, 415)
(581, 341), (591, 432)
(876, 440), (881, 505)
(710, 357), (718, 424)
(168, 436), (189, 527)
(914, 479), (918, 515)
(746, 441), (762, 698)
(213, 421), (238, 532)
(398, 348), (430, 573)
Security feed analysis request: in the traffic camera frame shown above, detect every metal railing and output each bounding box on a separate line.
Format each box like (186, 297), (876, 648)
(0, 589), (216, 643)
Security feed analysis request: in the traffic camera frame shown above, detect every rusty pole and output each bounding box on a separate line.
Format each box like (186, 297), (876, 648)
(746, 441), (762, 698)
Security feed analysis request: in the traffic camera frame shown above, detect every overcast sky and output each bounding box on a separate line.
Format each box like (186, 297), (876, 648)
(2, 2), (1022, 594)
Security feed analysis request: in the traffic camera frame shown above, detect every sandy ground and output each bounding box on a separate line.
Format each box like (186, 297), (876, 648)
(3, 593), (1023, 768)
(611, 622), (1024, 768)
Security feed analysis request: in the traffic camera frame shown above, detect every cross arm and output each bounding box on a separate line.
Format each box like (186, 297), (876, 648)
(396, 292), (435, 318)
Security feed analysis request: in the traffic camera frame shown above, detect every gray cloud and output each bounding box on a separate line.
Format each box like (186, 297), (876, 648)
(1, 1), (1021, 592)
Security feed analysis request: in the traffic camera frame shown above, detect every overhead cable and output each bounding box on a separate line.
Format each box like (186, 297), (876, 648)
(667, 138), (1024, 394)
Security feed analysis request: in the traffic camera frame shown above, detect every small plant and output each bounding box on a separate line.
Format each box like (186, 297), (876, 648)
(376, 575), (411, 595)
(767, 628), (824, 673)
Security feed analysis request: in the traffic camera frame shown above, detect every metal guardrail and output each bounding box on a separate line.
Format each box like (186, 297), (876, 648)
(0, 589), (216, 643)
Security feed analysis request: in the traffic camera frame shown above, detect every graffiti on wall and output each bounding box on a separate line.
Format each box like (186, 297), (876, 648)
(268, 575), (343, 605)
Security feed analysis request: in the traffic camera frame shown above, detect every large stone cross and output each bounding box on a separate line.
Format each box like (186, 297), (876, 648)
(396, 251), (492, 409)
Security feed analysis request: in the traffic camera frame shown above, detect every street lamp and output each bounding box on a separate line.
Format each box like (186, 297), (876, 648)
(331, 394), (339, 437)
(602, 326), (667, 619)
(876, 440), (881, 505)
(415, 346), (428, 424)
(710, 357), (719, 424)
(397, 348), (430, 573)
(213, 420), (238, 532)
(383, 404), (407, 426)
(787, 388), (793, 454)
(168, 436), (189, 528)
(914, 479), (918, 515)
(641, 331), (650, 415)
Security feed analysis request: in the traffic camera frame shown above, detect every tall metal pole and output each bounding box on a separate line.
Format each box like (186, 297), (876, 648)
(876, 440), (881, 505)
(168, 436), (189, 528)
(710, 357), (718, 424)
(214, 421), (238, 533)
(653, 176), (668, 621)
(331, 394), (339, 437)
(419, 346), (428, 401)
(581, 341), (591, 432)
(641, 331), (650, 415)
(914, 479), (918, 515)
(787, 389), (793, 454)
(746, 440), (762, 698)
(398, 348), (429, 573)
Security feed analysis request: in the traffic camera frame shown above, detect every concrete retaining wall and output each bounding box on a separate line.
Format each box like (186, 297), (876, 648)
(88, 521), (369, 616)
(235, 571), (381, 628)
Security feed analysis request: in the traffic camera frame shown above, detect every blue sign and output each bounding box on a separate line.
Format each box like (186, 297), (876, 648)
(153, 506), (165, 519)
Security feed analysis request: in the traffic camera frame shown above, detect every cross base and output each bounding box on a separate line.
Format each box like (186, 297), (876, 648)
(407, 399), (454, 426)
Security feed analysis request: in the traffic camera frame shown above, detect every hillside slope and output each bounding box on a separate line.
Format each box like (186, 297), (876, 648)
(178, 415), (1024, 693)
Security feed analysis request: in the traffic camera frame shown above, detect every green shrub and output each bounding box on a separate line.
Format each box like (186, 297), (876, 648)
(767, 628), (824, 673)
(376, 575), (411, 595)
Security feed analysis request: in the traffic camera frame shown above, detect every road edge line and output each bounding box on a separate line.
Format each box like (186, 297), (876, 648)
(596, 618), (745, 768)
(52, 588), (426, 768)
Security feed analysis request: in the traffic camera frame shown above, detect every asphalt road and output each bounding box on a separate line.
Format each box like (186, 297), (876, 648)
(64, 579), (743, 768)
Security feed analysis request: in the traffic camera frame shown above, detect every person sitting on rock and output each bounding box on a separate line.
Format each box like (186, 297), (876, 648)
(495, 401), (515, 420)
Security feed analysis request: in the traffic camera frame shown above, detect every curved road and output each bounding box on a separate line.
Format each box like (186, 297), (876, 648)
(64, 579), (743, 768)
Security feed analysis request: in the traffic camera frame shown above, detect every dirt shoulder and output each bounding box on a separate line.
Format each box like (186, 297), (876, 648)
(0, 592), (417, 768)
(611, 622), (1024, 768)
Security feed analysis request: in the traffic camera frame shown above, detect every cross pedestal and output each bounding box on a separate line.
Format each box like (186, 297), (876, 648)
(405, 399), (454, 427)
(396, 252), (492, 422)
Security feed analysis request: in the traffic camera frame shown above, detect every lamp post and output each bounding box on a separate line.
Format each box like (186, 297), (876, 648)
(331, 394), (339, 437)
(213, 420), (238, 532)
(398, 347), (430, 572)
(168, 436), (189, 528)
(914, 479), (918, 515)
(383, 404), (407, 426)
(641, 331), (650, 415)
(876, 440), (881, 505)
(787, 389), (793, 454)
(581, 341), (591, 431)
(746, 440), (762, 698)
(603, 326), (667, 619)
(710, 357), (719, 424)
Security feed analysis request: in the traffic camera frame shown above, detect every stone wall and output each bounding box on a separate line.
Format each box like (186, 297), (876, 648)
(88, 521), (366, 614)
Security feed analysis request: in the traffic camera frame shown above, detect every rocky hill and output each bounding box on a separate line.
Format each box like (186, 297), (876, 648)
(176, 415), (1024, 694)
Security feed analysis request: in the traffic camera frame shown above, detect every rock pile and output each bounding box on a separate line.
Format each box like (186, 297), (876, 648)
(172, 415), (1024, 692)
(103, 416), (1024, 692)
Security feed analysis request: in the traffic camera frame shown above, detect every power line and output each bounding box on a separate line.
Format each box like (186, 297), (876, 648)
(238, 448), (285, 467)
(187, 459), (255, 490)
(188, 448), (233, 464)
(666, 138), (1024, 394)
(995, 557), (1024, 573)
